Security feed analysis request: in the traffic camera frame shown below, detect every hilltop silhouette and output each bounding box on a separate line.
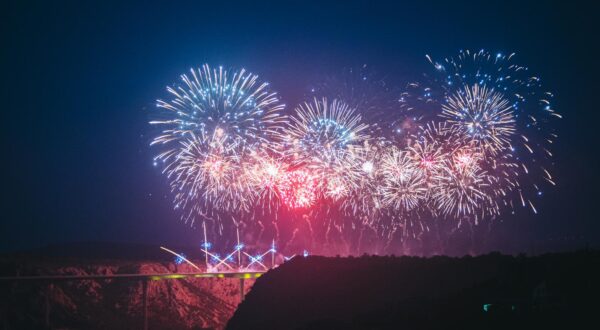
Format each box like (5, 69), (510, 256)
(228, 251), (600, 329)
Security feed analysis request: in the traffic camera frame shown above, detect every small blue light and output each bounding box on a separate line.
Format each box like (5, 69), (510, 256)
(175, 253), (186, 265)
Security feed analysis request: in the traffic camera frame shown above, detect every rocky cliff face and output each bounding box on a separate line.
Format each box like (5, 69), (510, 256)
(0, 258), (254, 329)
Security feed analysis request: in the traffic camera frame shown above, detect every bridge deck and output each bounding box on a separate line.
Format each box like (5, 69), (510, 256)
(0, 271), (265, 282)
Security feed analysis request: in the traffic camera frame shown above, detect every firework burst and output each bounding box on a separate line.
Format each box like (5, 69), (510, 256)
(339, 142), (384, 218)
(163, 134), (245, 223)
(408, 122), (456, 178)
(441, 84), (515, 155)
(277, 98), (373, 208)
(425, 49), (560, 214)
(378, 147), (428, 212)
(148, 51), (561, 252)
(280, 98), (369, 170)
(150, 64), (286, 224)
(242, 151), (288, 211)
(276, 170), (319, 209)
(430, 156), (492, 219)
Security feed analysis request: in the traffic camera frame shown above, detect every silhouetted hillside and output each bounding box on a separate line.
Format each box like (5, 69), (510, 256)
(228, 251), (600, 329)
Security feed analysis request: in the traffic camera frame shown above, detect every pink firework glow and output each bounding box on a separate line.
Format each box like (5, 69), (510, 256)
(276, 170), (319, 209)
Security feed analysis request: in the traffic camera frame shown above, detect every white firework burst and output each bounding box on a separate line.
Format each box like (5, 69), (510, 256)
(378, 147), (428, 211)
(441, 84), (515, 155)
(150, 64), (286, 223)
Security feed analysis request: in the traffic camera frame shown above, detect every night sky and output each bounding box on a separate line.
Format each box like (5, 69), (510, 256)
(3, 1), (599, 253)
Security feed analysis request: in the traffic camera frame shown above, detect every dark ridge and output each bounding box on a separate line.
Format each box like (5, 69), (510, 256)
(228, 250), (600, 330)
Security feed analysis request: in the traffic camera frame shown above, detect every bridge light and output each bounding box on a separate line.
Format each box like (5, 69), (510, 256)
(174, 253), (186, 265)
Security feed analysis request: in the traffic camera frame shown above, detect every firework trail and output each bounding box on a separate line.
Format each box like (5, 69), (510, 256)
(308, 65), (400, 132)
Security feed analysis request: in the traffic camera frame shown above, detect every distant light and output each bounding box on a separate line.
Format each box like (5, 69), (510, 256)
(174, 253), (186, 265)
(303, 250), (309, 257)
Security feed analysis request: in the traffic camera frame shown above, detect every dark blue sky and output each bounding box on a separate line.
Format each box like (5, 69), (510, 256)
(3, 1), (599, 252)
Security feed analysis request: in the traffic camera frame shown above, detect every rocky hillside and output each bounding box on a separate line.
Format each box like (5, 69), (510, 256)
(0, 256), (254, 329)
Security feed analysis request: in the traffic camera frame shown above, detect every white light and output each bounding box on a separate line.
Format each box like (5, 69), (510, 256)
(265, 164), (278, 176)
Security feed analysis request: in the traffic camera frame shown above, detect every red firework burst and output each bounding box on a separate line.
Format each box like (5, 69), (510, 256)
(276, 170), (319, 209)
